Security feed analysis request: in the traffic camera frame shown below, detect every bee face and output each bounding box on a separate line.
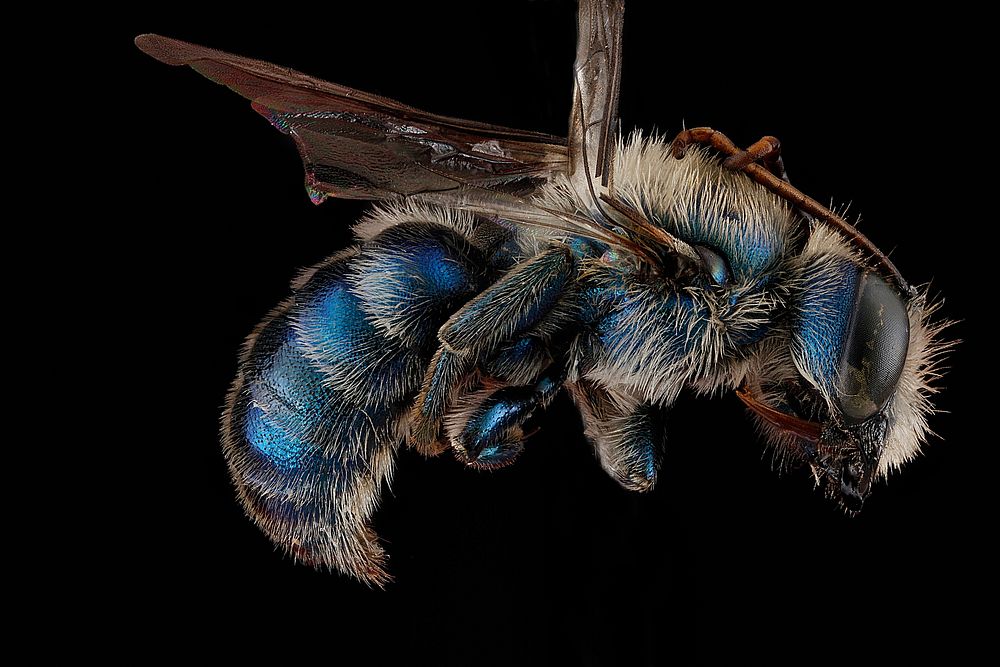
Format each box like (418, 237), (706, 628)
(743, 227), (950, 511)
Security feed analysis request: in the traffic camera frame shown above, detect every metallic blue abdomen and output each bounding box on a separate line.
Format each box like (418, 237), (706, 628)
(222, 221), (494, 572)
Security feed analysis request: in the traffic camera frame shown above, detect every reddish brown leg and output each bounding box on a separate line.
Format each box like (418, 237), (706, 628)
(670, 127), (738, 160)
(723, 136), (787, 182)
(671, 128), (787, 181)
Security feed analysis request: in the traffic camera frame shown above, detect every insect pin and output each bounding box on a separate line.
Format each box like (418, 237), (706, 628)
(136, 0), (949, 585)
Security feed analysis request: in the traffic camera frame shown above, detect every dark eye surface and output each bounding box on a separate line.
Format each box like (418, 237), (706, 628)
(835, 272), (910, 424)
(694, 245), (731, 286)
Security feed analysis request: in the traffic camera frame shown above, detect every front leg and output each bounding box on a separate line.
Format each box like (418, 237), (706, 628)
(567, 380), (666, 492)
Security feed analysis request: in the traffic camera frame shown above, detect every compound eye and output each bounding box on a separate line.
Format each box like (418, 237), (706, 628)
(694, 245), (731, 286)
(835, 272), (910, 424)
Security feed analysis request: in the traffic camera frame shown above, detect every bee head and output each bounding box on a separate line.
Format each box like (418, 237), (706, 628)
(741, 227), (950, 512)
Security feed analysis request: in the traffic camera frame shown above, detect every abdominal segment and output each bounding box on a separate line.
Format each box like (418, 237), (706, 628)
(221, 221), (490, 584)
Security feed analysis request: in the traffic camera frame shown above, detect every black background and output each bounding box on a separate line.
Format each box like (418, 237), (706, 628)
(116, 2), (987, 663)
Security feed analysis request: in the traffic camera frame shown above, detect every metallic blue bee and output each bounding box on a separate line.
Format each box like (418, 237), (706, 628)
(136, 1), (948, 586)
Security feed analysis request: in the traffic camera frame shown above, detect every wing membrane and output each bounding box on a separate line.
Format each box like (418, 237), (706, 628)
(135, 34), (568, 202)
(568, 0), (624, 204)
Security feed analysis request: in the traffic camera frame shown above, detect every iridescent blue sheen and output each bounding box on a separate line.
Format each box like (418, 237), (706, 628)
(460, 367), (565, 460)
(644, 450), (656, 481)
(478, 444), (504, 459)
(467, 397), (530, 446)
(244, 403), (313, 472)
(486, 235), (523, 269)
(473, 440), (523, 467)
(252, 335), (332, 438)
(523, 282), (566, 324)
(299, 280), (373, 368)
(365, 237), (477, 301)
(296, 269), (423, 406)
(535, 374), (560, 403)
(662, 209), (786, 282)
(701, 248), (729, 285)
(733, 238), (780, 279)
(234, 315), (331, 476)
(579, 283), (621, 324)
(597, 290), (700, 367)
(418, 244), (472, 294)
(796, 258), (859, 394)
(356, 226), (485, 351)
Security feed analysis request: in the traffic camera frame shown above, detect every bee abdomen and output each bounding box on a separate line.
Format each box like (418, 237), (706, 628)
(221, 221), (492, 584)
(224, 288), (401, 584)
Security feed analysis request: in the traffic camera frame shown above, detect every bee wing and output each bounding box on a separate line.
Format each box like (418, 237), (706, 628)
(135, 34), (568, 203)
(568, 0), (624, 208)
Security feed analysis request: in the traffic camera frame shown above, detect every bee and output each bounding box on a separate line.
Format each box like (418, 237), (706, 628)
(136, 0), (948, 586)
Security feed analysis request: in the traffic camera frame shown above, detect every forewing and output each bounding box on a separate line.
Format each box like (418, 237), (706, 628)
(135, 34), (568, 203)
(568, 0), (624, 205)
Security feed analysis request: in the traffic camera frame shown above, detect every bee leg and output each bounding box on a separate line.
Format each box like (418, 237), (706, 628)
(567, 380), (665, 492)
(410, 335), (555, 454)
(410, 247), (576, 450)
(409, 347), (473, 455)
(447, 366), (564, 470)
(438, 245), (576, 355)
(481, 334), (554, 385)
(670, 127), (788, 181)
(722, 136), (787, 182)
